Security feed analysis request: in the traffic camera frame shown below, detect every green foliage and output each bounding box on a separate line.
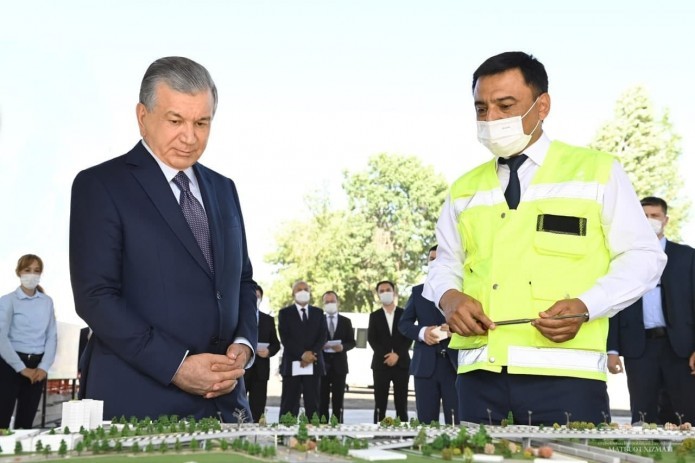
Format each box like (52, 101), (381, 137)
(422, 444), (433, 456)
(36, 439), (44, 452)
(471, 424), (491, 451)
(42, 444), (51, 457)
(311, 412), (321, 426)
(58, 439), (68, 456)
(330, 414), (339, 427)
(409, 417), (420, 428)
(432, 433), (451, 451)
(14, 440), (22, 455)
(190, 438), (199, 451)
(159, 441), (168, 453)
(296, 420), (309, 442)
(265, 153), (447, 312)
(442, 447), (454, 460)
(280, 411), (296, 426)
(131, 442), (139, 453)
(75, 440), (84, 455)
(220, 439), (229, 451)
(590, 85), (689, 239)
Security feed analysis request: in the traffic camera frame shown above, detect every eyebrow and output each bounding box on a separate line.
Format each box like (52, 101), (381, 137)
(474, 96), (519, 105)
(165, 111), (212, 122)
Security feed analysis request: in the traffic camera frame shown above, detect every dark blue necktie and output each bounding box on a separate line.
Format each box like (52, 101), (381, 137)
(172, 171), (214, 273)
(499, 154), (528, 210)
(301, 308), (308, 323)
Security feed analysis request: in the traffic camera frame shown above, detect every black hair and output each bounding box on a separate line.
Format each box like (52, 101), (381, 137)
(640, 196), (668, 215)
(255, 285), (264, 297)
(472, 51), (548, 98)
(375, 280), (395, 292)
(428, 244), (438, 253)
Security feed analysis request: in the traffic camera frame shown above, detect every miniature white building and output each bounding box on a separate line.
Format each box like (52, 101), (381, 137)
(61, 399), (104, 431)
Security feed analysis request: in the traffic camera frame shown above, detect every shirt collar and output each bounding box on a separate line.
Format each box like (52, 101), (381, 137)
(15, 287), (43, 300)
(295, 303), (308, 310)
(497, 132), (552, 169)
(659, 236), (667, 250)
(142, 139), (196, 186)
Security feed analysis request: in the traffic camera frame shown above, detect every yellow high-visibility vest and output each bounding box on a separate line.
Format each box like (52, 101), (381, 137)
(449, 141), (614, 381)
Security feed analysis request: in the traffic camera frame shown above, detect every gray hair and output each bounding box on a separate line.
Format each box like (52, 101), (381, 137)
(139, 56), (218, 115)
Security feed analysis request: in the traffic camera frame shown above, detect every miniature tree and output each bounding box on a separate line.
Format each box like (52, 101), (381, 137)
(232, 408), (248, 429)
(220, 439), (229, 451)
(14, 441), (22, 455)
(311, 412), (321, 426)
(174, 438), (182, 452)
(205, 438), (213, 451)
(330, 414), (339, 428)
(413, 428), (427, 450)
(145, 442), (154, 453)
(471, 424), (491, 452)
(75, 441), (84, 455)
(35, 440), (44, 453)
(320, 414), (327, 424)
(296, 420), (309, 443)
(49, 428), (56, 435)
(63, 426), (71, 434)
(42, 444), (51, 458)
(298, 411), (309, 425)
(91, 441), (100, 454)
(190, 437), (199, 451)
(131, 442), (140, 453)
(114, 441), (123, 453)
(159, 441), (168, 453)
(58, 439), (68, 457)
(507, 411), (514, 425)
(100, 438), (112, 453)
(409, 417), (420, 428)
(259, 413), (267, 427)
(393, 416), (402, 427)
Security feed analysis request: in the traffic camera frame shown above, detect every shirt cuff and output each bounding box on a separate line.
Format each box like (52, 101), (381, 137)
(233, 337), (255, 369)
(607, 350), (619, 355)
(170, 350), (189, 383)
(418, 326), (427, 342)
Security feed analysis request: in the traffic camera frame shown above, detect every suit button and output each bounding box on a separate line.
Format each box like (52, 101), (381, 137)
(216, 291), (222, 300)
(489, 357), (496, 363)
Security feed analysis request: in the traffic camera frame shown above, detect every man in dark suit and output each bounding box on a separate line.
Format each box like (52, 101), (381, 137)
(608, 196), (695, 424)
(245, 286), (280, 422)
(278, 281), (327, 419)
(368, 280), (411, 423)
(69, 57), (257, 422)
(319, 291), (356, 422)
(399, 245), (459, 425)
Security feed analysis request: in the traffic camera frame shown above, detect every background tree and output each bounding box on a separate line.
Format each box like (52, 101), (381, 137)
(265, 153), (448, 312)
(590, 85), (688, 240)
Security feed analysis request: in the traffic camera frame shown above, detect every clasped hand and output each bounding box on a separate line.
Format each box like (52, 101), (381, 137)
(172, 343), (250, 399)
(441, 289), (588, 343)
(20, 368), (47, 384)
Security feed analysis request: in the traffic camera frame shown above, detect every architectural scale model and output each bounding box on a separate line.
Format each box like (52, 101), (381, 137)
(0, 403), (694, 462)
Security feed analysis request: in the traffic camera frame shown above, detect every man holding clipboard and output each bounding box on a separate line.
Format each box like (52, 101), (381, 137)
(319, 291), (356, 422)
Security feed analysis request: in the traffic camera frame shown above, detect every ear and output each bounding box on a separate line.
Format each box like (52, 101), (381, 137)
(136, 103), (148, 137)
(538, 92), (551, 121)
(664, 215), (670, 227)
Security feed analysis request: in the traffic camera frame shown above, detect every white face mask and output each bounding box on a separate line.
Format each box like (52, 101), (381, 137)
(20, 273), (41, 290)
(294, 290), (310, 305)
(323, 302), (338, 315)
(647, 218), (664, 236)
(477, 98), (541, 158)
(379, 291), (395, 305)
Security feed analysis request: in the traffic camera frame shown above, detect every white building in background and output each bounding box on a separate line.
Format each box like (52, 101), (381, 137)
(61, 399), (103, 431)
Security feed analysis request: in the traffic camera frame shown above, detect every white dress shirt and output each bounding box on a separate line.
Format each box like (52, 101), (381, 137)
(383, 307), (395, 334)
(423, 133), (667, 320)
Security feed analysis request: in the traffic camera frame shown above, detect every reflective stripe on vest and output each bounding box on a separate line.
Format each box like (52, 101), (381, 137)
(458, 346), (607, 377)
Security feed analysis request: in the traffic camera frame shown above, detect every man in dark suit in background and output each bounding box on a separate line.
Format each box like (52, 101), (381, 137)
(399, 245), (459, 424)
(608, 196), (695, 424)
(319, 291), (355, 422)
(278, 281), (327, 419)
(368, 280), (411, 423)
(70, 56), (257, 422)
(245, 285), (280, 422)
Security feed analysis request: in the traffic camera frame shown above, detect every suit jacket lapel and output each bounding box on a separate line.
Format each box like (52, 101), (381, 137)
(127, 143), (211, 277)
(194, 164), (224, 283)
